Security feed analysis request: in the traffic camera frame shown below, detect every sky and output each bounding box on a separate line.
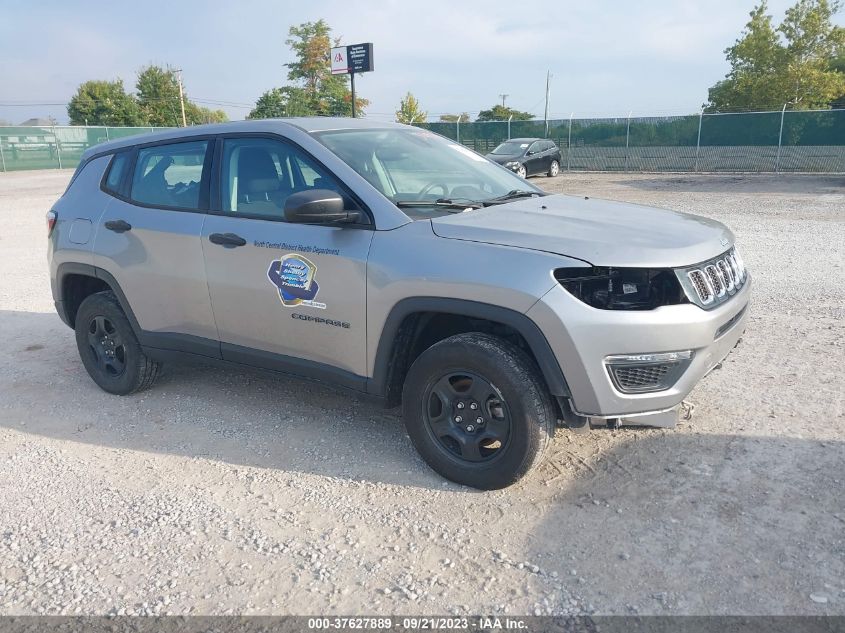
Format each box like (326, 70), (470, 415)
(1, 0), (840, 125)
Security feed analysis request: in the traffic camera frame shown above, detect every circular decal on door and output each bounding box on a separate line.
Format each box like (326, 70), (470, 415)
(266, 254), (325, 309)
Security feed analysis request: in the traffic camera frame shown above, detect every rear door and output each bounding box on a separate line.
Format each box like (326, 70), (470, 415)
(92, 138), (219, 356)
(201, 135), (373, 384)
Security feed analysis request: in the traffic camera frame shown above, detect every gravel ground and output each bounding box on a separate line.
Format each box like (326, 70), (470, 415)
(0, 169), (843, 617)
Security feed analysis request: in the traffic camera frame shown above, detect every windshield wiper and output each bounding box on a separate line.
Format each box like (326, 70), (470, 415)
(394, 198), (483, 211)
(482, 189), (544, 205)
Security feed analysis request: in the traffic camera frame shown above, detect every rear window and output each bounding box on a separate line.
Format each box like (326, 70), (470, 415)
(104, 152), (130, 194)
(130, 140), (208, 210)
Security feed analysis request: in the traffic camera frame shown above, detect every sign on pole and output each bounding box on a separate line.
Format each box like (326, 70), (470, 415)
(331, 43), (374, 75)
(330, 43), (374, 118)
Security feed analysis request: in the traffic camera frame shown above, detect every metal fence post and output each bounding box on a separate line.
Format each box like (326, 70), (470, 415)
(624, 111), (632, 172)
(694, 109), (704, 172)
(105, 126), (110, 141)
(0, 137), (6, 172)
(456, 119), (460, 144)
(507, 114), (512, 140)
(53, 126), (62, 170)
(567, 112), (573, 171)
(776, 103), (787, 172)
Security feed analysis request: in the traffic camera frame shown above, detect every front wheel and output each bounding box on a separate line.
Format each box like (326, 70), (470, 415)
(516, 164), (527, 179)
(402, 333), (556, 489)
(548, 160), (560, 177)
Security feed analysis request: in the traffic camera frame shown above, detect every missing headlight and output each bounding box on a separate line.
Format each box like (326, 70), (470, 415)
(555, 267), (688, 310)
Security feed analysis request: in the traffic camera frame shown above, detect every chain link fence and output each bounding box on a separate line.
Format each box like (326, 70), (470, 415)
(416, 108), (845, 173)
(1, 108), (844, 172)
(0, 126), (173, 172)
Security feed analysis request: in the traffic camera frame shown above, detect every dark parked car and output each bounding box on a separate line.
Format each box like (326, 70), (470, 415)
(485, 138), (561, 178)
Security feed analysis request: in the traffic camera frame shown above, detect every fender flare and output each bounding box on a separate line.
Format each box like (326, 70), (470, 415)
(55, 262), (143, 333)
(367, 297), (570, 398)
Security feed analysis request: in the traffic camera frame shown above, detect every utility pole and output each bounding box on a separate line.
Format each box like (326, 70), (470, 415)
(498, 93), (509, 108)
(176, 69), (187, 127)
(543, 70), (551, 138)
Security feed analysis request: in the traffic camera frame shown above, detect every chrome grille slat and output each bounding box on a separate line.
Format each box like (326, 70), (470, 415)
(681, 248), (747, 309)
(717, 259), (735, 291)
(705, 265), (725, 297)
(687, 270), (713, 305)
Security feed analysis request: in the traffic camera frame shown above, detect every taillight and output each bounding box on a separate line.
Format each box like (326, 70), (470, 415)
(46, 210), (57, 236)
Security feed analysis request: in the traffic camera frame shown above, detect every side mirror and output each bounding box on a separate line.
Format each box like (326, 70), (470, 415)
(526, 150), (536, 156)
(284, 189), (361, 224)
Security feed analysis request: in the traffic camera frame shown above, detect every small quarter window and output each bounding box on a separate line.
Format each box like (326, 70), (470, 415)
(104, 152), (129, 194)
(130, 140), (208, 210)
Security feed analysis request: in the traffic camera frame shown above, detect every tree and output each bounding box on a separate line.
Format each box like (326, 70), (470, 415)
(476, 105), (534, 121)
(248, 86), (312, 119)
(67, 80), (143, 126)
(135, 65), (227, 126)
(283, 20), (368, 116)
(439, 113), (470, 123)
(136, 65), (184, 126)
(706, 0), (845, 112)
(395, 92), (427, 124)
(185, 103), (228, 125)
(831, 55), (845, 106)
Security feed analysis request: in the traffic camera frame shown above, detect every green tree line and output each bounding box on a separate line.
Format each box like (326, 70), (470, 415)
(68, 65), (228, 127)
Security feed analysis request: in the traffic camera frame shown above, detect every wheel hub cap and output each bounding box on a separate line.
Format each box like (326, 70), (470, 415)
(423, 372), (511, 463)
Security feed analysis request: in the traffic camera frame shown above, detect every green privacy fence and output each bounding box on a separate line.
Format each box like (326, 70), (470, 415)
(2, 109), (844, 172)
(0, 126), (174, 172)
(415, 108), (845, 172)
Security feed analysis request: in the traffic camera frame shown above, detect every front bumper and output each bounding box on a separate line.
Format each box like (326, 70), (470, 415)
(527, 273), (752, 418)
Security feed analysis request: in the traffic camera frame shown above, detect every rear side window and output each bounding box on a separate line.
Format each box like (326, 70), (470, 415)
(130, 140), (208, 210)
(104, 152), (129, 194)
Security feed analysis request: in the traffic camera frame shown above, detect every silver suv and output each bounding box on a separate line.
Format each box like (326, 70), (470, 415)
(48, 119), (750, 489)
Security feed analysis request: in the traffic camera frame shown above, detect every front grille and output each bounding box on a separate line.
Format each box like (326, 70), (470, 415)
(613, 364), (672, 390)
(679, 247), (747, 309)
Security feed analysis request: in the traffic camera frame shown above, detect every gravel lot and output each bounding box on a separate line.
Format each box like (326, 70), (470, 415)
(0, 169), (843, 617)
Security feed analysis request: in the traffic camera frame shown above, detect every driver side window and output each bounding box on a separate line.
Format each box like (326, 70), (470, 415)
(220, 137), (344, 220)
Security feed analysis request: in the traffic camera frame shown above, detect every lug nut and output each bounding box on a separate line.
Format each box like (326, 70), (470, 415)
(456, 402), (465, 409)
(470, 402), (478, 410)
(455, 415), (463, 423)
(476, 417), (483, 424)
(466, 425), (474, 432)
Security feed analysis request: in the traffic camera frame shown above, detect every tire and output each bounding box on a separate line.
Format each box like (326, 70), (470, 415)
(74, 291), (161, 395)
(401, 332), (556, 489)
(516, 164), (527, 179)
(548, 160), (560, 177)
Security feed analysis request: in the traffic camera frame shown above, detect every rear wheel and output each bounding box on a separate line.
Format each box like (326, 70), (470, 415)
(74, 291), (161, 395)
(402, 333), (555, 489)
(548, 160), (560, 177)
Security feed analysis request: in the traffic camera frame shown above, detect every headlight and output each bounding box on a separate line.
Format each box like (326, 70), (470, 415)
(555, 267), (688, 310)
(505, 161), (520, 168)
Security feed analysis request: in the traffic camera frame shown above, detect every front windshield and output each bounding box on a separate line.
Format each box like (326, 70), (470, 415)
(313, 128), (542, 218)
(490, 141), (530, 155)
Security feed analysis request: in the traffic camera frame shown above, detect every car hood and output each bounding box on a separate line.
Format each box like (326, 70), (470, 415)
(485, 154), (521, 164)
(430, 194), (734, 268)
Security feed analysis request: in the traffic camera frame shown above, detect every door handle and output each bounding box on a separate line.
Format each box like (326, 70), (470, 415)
(104, 219), (132, 233)
(209, 232), (247, 248)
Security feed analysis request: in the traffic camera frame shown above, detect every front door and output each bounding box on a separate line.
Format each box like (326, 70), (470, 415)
(201, 136), (373, 384)
(524, 141), (545, 175)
